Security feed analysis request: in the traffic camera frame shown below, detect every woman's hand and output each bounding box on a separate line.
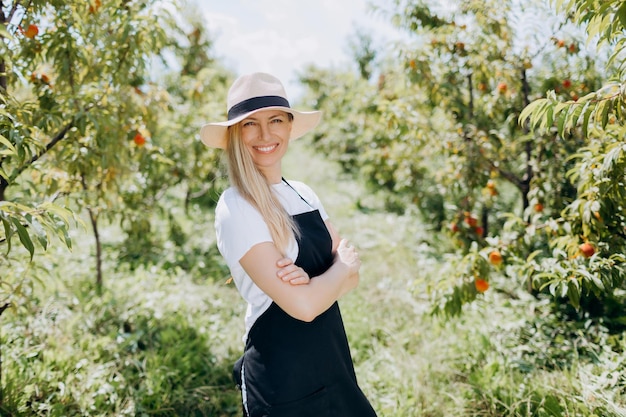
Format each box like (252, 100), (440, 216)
(276, 258), (310, 285)
(335, 238), (361, 280)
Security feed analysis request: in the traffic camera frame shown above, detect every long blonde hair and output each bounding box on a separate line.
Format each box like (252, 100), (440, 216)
(225, 123), (300, 255)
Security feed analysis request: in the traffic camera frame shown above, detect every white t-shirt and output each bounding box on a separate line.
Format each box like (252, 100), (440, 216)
(214, 180), (329, 341)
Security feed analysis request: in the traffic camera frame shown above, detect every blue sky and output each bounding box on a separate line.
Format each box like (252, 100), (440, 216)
(196, 0), (404, 99)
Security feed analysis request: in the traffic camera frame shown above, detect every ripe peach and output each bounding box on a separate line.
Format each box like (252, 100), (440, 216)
(489, 250), (503, 266)
(133, 132), (146, 146)
(579, 243), (595, 258)
(475, 278), (489, 293)
(464, 216), (478, 227)
(24, 24), (39, 39)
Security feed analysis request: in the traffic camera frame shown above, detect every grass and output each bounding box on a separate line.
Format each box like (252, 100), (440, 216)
(1, 138), (625, 416)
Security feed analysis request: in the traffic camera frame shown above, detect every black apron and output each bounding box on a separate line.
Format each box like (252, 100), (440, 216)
(233, 209), (377, 417)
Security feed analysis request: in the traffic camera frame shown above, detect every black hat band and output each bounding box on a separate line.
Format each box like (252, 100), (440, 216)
(228, 96), (290, 120)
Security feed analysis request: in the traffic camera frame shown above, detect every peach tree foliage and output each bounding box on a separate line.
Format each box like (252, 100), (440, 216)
(516, 0), (626, 321)
(299, 0), (620, 317)
(391, 0), (613, 318)
(0, 0), (228, 301)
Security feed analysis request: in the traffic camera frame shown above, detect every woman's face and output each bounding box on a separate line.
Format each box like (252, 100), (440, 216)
(240, 109), (292, 181)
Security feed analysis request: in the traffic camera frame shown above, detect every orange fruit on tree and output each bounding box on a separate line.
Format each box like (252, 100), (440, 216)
(464, 216), (478, 227)
(89, 0), (102, 13)
(24, 24), (39, 39)
(534, 203), (544, 212)
(475, 278), (489, 293)
(489, 250), (502, 266)
(497, 82), (507, 94)
(579, 243), (595, 258)
(133, 132), (146, 147)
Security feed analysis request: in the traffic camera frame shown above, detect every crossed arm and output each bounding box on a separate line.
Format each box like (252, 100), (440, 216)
(238, 220), (361, 322)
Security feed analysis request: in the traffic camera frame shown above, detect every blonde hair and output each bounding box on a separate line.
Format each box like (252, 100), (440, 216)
(225, 122), (300, 255)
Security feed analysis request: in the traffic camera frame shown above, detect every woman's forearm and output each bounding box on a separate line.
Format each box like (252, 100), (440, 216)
(239, 239), (360, 322)
(282, 260), (358, 322)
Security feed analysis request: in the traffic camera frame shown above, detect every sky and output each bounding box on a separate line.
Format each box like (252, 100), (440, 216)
(195, 0), (405, 100)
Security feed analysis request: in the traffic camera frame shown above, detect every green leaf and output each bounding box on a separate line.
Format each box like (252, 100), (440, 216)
(544, 103), (555, 128)
(1, 217), (12, 253)
(582, 269), (605, 292)
(601, 142), (624, 173)
(557, 108), (567, 135)
(526, 249), (543, 263)
(554, 101), (569, 117)
(11, 218), (34, 260)
(599, 98), (612, 128)
(58, 223), (73, 250)
(39, 202), (73, 225)
(582, 102), (593, 138)
(616, 2), (626, 31)
(29, 218), (49, 250)
(0, 134), (16, 155)
(0, 24), (13, 40)
(519, 99), (548, 128)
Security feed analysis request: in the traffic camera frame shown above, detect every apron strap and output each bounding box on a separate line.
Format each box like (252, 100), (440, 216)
(281, 177), (314, 209)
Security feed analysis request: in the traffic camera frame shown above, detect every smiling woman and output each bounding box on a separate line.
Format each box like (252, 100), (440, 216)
(199, 72), (378, 417)
(239, 110), (292, 183)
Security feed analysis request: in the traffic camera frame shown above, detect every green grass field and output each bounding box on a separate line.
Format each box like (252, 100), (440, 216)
(2, 138), (625, 416)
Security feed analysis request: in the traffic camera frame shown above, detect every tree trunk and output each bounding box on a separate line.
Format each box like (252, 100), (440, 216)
(0, 1), (7, 94)
(521, 68), (533, 213)
(0, 302), (9, 409)
(80, 173), (104, 294)
(87, 207), (103, 294)
(0, 177), (6, 201)
(1, 3), (7, 408)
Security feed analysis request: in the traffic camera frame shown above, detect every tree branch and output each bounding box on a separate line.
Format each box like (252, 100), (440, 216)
(27, 122), (73, 169)
(0, 302), (9, 316)
(8, 1), (33, 24)
(0, 121), (73, 200)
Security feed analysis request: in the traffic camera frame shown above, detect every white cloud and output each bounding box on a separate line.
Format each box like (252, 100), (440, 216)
(199, 0), (403, 99)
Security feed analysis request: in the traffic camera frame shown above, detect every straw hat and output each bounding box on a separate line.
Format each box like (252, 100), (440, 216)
(199, 72), (322, 149)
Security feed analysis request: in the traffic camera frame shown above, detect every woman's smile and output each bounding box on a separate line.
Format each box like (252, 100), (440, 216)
(253, 143), (280, 153)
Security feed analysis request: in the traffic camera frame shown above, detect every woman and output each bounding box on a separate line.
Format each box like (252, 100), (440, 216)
(200, 72), (377, 417)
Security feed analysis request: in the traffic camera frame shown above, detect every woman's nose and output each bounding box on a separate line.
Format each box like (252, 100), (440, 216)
(259, 123), (272, 141)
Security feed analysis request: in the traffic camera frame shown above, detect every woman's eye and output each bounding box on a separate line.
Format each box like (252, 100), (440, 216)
(242, 121), (255, 127)
(271, 118), (283, 124)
